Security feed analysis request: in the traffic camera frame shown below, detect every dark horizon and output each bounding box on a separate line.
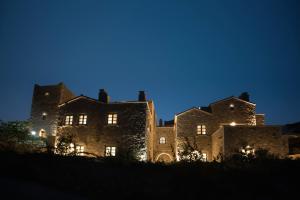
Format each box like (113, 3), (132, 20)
(0, 0), (299, 125)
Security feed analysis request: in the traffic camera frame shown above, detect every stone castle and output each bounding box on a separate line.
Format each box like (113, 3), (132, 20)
(29, 83), (298, 162)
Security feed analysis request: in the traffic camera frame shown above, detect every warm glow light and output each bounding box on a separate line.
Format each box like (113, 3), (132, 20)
(65, 115), (73, 125)
(240, 145), (255, 156)
(31, 131), (36, 136)
(76, 146), (84, 156)
(197, 124), (206, 134)
(230, 122), (236, 126)
(230, 104), (234, 108)
(108, 114), (117, 124)
(159, 137), (166, 144)
(105, 146), (116, 156)
(79, 114), (87, 125)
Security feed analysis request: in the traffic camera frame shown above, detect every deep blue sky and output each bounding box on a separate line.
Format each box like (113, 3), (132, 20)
(0, 0), (299, 124)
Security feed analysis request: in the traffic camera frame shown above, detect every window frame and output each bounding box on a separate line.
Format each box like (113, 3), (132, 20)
(201, 153), (207, 162)
(197, 124), (206, 135)
(105, 146), (116, 157)
(108, 113), (118, 125)
(76, 145), (84, 156)
(65, 115), (73, 125)
(159, 137), (166, 144)
(78, 114), (88, 125)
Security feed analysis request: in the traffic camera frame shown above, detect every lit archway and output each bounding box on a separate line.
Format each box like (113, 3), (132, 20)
(155, 153), (173, 163)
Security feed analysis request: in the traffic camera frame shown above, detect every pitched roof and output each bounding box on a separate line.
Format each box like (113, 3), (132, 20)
(176, 107), (213, 117)
(58, 95), (99, 107)
(209, 96), (256, 106)
(58, 95), (149, 107)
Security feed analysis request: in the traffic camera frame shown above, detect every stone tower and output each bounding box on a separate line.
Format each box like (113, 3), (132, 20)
(30, 83), (75, 143)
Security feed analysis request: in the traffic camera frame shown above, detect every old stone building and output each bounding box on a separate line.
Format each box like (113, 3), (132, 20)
(30, 83), (292, 162)
(30, 83), (156, 161)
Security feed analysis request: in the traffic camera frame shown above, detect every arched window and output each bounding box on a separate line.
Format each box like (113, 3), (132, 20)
(159, 137), (166, 144)
(39, 129), (46, 138)
(42, 112), (47, 120)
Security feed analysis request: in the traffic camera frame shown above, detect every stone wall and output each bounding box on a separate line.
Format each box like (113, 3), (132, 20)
(210, 97), (256, 125)
(211, 127), (224, 161)
(146, 100), (156, 162)
(154, 127), (175, 162)
(223, 125), (289, 158)
(175, 108), (216, 161)
(256, 114), (265, 125)
(30, 83), (75, 137)
(57, 97), (150, 160)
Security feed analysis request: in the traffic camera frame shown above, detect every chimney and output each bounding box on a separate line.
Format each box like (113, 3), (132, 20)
(159, 119), (163, 127)
(138, 91), (146, 101)
(239, 92), (250, 102)
(99, 89), (109, 103)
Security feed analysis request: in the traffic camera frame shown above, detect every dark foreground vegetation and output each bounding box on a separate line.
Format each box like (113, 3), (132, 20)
(0, 151), (299, 200)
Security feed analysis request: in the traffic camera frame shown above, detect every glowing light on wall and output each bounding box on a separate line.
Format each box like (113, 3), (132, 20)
(240, 145), (255, 156)
(230, 122), (236, 126)
(31, 131), (36, 136)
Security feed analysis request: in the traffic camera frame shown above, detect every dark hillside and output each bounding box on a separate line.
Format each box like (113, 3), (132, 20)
(0, 152), (299, 200)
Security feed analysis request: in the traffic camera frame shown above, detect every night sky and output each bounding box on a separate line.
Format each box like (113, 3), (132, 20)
(0, 0), (299, 125)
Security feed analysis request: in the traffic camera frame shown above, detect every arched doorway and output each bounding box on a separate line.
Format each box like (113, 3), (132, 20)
(155, 153), (173, 163)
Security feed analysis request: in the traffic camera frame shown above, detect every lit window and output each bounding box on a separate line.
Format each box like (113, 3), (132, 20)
(44, 92), (50, 96)
(230, 122), (236, 126)
(108, 114), (118, 125)
(201, 153), (207, 162)
(39, 129), (46, 137)
(159, 137), (166, 144)
(76, 145), (84, 156)
(197, 125), (206, 135)
(65, 115), (73, 125)
(105, 146), (116, 156)
(42, 112), (47, 120)
(70, 143), (75, 152)
(79, 114), (87, 125)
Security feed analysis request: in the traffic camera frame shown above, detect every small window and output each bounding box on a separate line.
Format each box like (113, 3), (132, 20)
(108, 114), (118, 125)
(65, 115), (73, 125)
(197, 125), (206, 135)
(159, 137), (166, 144)
(201, 153), (207, 162)
(105, 146), (116, 156)
(79, 114), (87, 125)
(42, 112), (47, 120)
(39, 129), (46, 137)
(70, 143), (75, 152)
(76, 145), (84, 156)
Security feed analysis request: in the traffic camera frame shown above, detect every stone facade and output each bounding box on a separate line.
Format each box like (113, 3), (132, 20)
(212, 126), (288, 160)
(30, 84), (293, 162)
(174, 96), (288, 162)
(57, 96), (154, 160)
(30, 83), (75, 138)
(154, 127), (175, 162)
(175, 108), (216, 161)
